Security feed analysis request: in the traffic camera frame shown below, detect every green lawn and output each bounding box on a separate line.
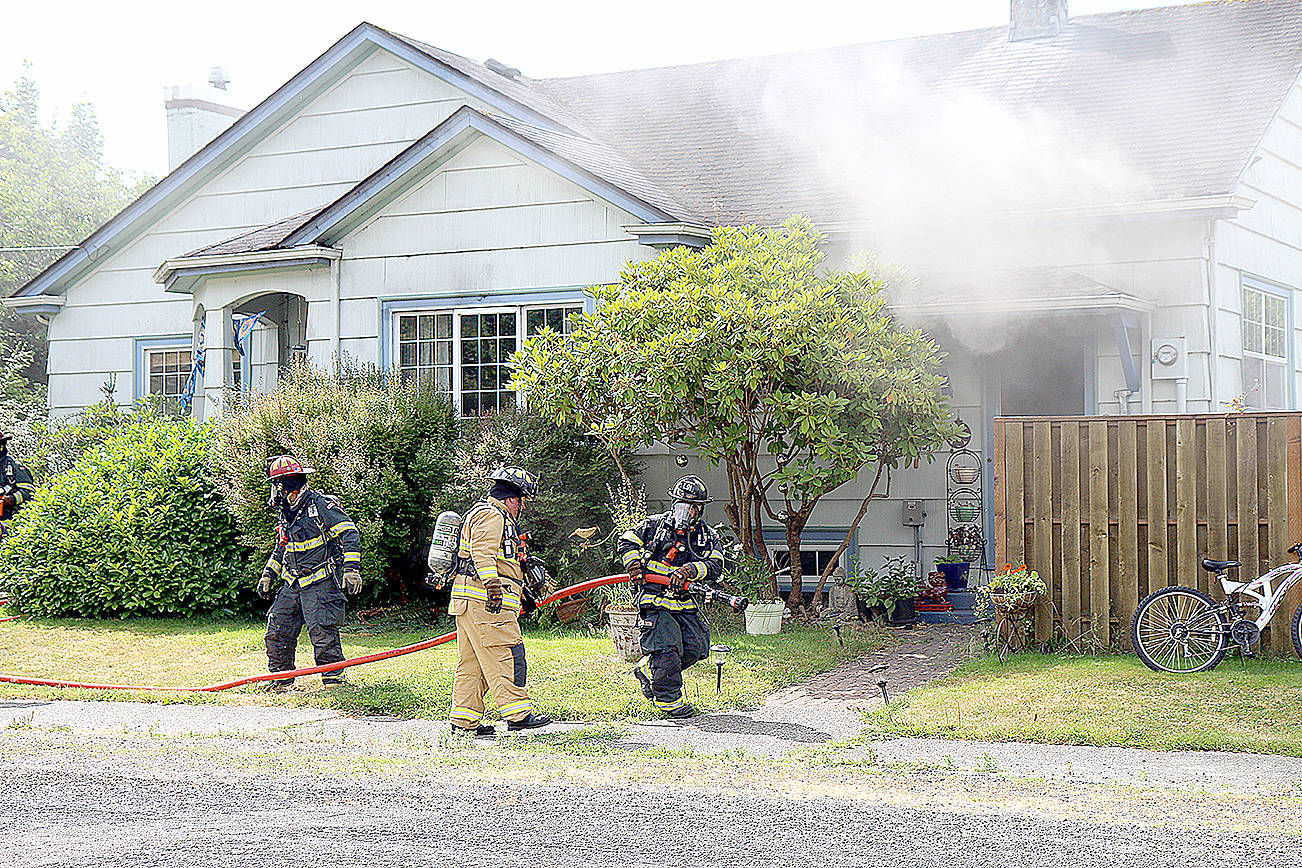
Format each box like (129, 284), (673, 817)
(0, 614), (890, 721)
(868, 651), (1302, 756)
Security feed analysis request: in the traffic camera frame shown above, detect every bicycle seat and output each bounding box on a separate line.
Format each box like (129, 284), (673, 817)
(1200, 558), (1239, 572)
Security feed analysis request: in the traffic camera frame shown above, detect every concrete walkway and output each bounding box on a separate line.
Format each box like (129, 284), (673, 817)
(2, 623), (1299, 795)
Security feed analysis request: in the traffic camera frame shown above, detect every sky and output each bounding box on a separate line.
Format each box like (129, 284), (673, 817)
(3, 0), (1194, 178)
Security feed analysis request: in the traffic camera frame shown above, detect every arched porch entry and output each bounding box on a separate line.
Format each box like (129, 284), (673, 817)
(190, 289), (309, 421)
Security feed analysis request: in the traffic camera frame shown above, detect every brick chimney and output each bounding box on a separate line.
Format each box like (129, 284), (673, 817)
(1010, 0), (1068, 41)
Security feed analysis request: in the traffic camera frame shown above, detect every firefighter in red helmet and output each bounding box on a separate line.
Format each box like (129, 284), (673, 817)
(0, 431), (35, 542)
(259, 455), (361, 691)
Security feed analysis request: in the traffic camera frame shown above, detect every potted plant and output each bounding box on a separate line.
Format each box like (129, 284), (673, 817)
(934, 553), (970, 591)
(853, 556), (921, 627)
(947, 525), (985, 568)
(974, 563), (1047, 619)
(725, 549), (784, 635)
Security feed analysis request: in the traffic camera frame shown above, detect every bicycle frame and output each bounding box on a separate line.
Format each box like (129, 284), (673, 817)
(1217, 560), (1302, 629)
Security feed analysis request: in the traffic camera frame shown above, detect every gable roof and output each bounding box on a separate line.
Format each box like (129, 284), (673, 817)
(534, 0), (1302, 225)
(19, 1), (1302, 299)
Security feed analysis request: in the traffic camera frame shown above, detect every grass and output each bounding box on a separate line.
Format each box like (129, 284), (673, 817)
(867, 650), (1302, 756)
(0, 613), (890, 721)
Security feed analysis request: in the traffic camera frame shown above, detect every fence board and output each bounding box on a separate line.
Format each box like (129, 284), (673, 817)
(1175, 418), (1198, 595)
(1266, 418), (1290, 655)
(1207, 419), (1229, 566)
(1237, 420), (1259, 604)
(1032, 422), (1053, 641)
(1088, 421), (1110, 646)
(1146, 421), (1169, 595)
(1004, 423), (1025, 570)
(1117, 422), (1139, 649)
(1060, 425), (1082, 639)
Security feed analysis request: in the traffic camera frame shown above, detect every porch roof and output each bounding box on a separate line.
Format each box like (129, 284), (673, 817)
(890, 266), (1156, 318)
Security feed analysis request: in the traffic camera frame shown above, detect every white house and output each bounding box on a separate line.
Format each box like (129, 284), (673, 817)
(11, 0), (1302, 584)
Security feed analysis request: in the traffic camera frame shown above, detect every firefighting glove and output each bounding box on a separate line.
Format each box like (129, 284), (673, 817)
(629, 560), (646, 584)
(257, 570), (276, 601)
(485, 585), (504, 614)
(669, 564), (694, 592)
(343, 570), (362, 595)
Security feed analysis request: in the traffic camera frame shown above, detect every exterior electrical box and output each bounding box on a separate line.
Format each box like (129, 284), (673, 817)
(902, 500), (926, 527)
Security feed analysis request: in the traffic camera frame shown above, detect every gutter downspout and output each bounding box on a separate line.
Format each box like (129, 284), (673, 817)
(1203, 219), (1218, 412)
(331, 255), (342, 376)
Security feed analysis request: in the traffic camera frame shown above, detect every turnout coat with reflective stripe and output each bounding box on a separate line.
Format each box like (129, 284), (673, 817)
(264, 490), (361, 588)
(450, 498), (525, 616)
(616, 513), (725, 610)
(0, 454), (35, 514)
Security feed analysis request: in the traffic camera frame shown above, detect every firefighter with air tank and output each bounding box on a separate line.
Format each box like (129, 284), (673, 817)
(617, 475), (726, 718)
(258, 455), (362, 691)
(447, 466), (553, 736)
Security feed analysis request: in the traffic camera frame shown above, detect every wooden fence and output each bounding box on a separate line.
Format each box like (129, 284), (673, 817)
(992, 413), (1302, 654)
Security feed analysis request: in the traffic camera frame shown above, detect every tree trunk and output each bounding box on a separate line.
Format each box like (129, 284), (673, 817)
(785, 515), (809, 613)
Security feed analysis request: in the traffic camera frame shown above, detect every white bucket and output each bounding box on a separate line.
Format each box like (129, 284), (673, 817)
(744, 601), (785, 635)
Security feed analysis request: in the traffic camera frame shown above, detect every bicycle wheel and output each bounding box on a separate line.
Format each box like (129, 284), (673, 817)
(1131, 586), (1228, 673)
(1292, 601), (1302, 660)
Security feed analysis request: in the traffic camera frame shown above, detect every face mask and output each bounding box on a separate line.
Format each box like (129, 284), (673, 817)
(671, 502), (698, 530)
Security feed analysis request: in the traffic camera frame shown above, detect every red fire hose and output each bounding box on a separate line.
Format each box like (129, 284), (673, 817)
(0, 573), (633, 692)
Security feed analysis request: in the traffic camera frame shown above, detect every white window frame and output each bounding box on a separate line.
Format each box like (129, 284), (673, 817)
(772, 546), (845, 589)
(1242, 278), (1292, 410)
(145, 346), (194, 414)
(391, 301), (584, 415)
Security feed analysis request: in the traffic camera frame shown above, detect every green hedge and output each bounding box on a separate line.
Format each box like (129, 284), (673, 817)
(1, 417), (249, 617)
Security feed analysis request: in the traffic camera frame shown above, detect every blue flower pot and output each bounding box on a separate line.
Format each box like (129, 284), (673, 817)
(937, 561), (970, 591)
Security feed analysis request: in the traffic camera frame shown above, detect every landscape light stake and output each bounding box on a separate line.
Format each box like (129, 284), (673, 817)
(710, 644), (730, 694)
(878, 679), (889, 704)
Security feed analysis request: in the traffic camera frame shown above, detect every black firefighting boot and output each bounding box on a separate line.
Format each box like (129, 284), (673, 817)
(506, 713), (553, 730)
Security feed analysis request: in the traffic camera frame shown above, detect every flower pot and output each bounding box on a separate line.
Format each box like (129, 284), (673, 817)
(889, 597), (917, 628)
(950, 503), (979, 523)
(605, 605), (642, 662)
(744, 601), (785, 635)
(936, 561), (970, 590)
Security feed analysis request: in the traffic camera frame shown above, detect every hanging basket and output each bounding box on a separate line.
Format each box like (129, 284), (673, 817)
(988, 591), (1039, 615)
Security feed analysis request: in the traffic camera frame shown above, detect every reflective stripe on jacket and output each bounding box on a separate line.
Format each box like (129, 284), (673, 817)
(451, 498), (525, 615)
(264, 490), (361, 588)
(615, 512), (725, 610)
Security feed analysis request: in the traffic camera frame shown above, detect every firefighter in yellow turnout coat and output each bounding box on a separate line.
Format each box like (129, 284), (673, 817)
(449, 467), (553, 736)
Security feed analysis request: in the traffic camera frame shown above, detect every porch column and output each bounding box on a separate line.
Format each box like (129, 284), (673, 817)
(202, 305), (234, 421)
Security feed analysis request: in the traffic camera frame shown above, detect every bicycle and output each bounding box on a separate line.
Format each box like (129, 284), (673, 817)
(1130, 543), (1302, 673)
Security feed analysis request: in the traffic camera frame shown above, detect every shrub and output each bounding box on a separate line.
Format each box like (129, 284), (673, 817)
(213, 361), (459, 607)
(434, 410), (632, 593)
(1, 416), (249, 617)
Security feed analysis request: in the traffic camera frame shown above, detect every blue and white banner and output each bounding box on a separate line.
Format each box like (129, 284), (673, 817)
(233, 310), (266, 357)
(178, 325), (206, 413)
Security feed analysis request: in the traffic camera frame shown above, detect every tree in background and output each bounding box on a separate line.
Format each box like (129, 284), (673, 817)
(0, 67), (152, 297)
(515, 219), (958, 608)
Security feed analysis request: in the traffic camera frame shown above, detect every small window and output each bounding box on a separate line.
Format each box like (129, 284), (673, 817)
(397, 312), (453, 394)
(525, 305), (582, 337)
(1243, 282), (1290, 410)
(461, 311), (516, 415)
(772, 548), (842, 583)
(147, 348), (193, 414)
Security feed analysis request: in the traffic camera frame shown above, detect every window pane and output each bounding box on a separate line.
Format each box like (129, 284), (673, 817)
(461, 366), (478, 391)
(150, 353), (163, 374)
(482, 339), (497, 364)
(1266, 360), (1287, 409)
(547, 308), (563, 331)
(526, 309), (544, 335)
(436, 368), (452, 393)
(165, 374), (179, 395)
(483, 365), (498, 391)
(481, 313), (497, 335)
(399, 343), (416, 367)
(1266, 326), (1286, 359)
(499, 311), (515, 335)
(499, 337), (516, 358)
(462, 315), (479, 338)
(435, 314), (452, 339)
(1267, 295), (1287, 329)
(418, 342), (434, 366)
(149, 377), (163, 395)
(1245, 288), (1263, 324)
(462, 340), (479, 365)
(435, 342), (451, 366)
(462, 393), (479, 415)
(399, 316), (415, 341)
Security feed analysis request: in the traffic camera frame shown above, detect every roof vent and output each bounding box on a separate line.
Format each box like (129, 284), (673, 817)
(485, 58), (522, 80)
(1010, 0), (1068, 41)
